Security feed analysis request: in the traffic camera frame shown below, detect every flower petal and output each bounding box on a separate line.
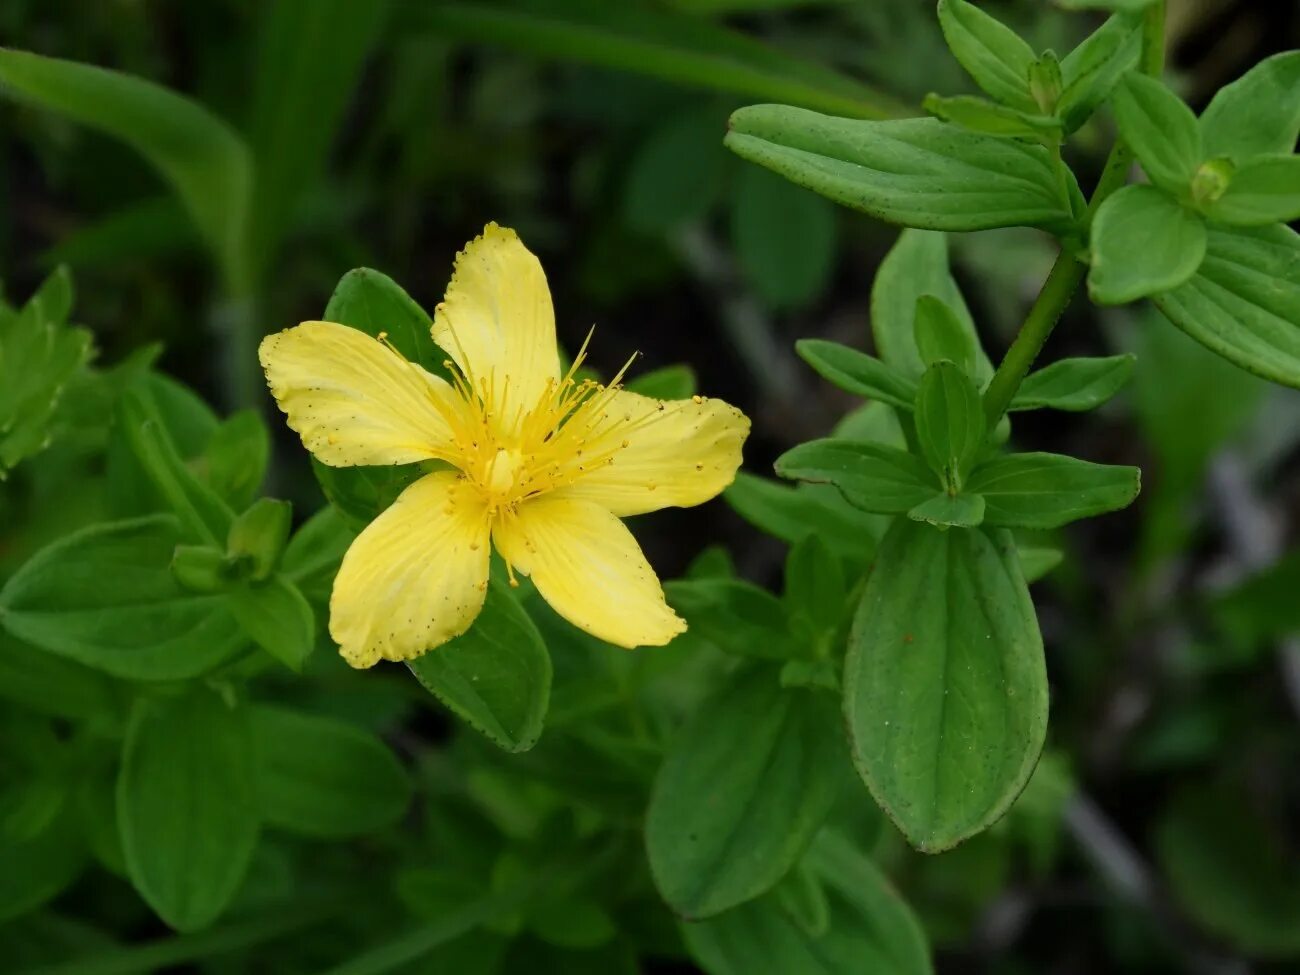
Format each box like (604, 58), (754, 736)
(432, 223), (560, 428)
(558, 389), (750, 516)
(330, 472), (490, 667)
(494, 495), (684, 648)
(260, 321), (465, 468)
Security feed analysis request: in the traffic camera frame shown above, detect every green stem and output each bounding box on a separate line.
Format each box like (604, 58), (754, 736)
(980, 0), (1166, 425)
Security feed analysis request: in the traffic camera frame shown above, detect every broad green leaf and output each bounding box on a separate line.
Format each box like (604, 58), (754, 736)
(1088, 185), (1206, 304)
(323, 267), (443, 374)
(682, 831), (932, 975)
(913, 294), (976, 373)
(0, 516), (245, 681)
(870, 230), (991, 383)
(646, 669), (843, 919)
(908, 491), (985, 528)
(723, 472), (881, 563)
(783, 534), (847, 640)
(0, 633), (120, 721)
(725, 108), (1075, 233)
(623, 106), (730, 235)
(665, 578), (799, 660)
(282, 505), (356, 604)
(1156, 785), (1300, 957)
(312, 457), (433, 529)
(795, 339), (916, 409)
(922, 94), (1059, 141)
(1204, 154), (1300, 227)
(0, 267), (93, 475)
(0, 806), (85, 922)
(936, 0), (1037, 113)
(730, 163), (837, 309)
(967, 452), (1141, 528)
(1110, 73), (1202, 192)
(625, 364), (697, 400)
(913, 361), (986, 489)
(252, 705), (412, 838)
(0, 48), (253, 286)
(408, 579), (552, 752)
(1009, 354), (1135, 411)
(226, 576), (316, 672)
(1199, 51), (1300, 161)
(204, 410), (269, 512)
(1056, 13), (1142, 133)
(1152, 222), (1300, 388)
(246, 0), (389, 274)
(414, 0), (906, 120)
(775, 439), (938, 513)
(118, 687), (259, 931)
(844, 519), (1047, 851)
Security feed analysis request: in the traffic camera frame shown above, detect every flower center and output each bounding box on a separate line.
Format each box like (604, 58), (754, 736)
(484, 446), (523, 502)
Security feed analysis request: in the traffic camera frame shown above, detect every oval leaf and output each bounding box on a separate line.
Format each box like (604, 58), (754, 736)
(795, 339), (917, 410)
(1009, 354), (1135, 412)
(775, 439), (938, 514)
(967, 452), (1141, 528)
(1088, 184), (1206, 305)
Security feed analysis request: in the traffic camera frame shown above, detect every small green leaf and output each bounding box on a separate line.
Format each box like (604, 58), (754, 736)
(1199, 51), (1300, 161)
(1056, 12), (1141, 133)
(783, 534), (847, 639)
(1152, 222), (1300, 388)
(922, 93), (1060, 141)
(323, 267), (443, 372)
(1055, 0), (1154, 10)
(725, 108), (1075, 233)
(625, 364), (697, 400)
(1018, 544), (1064, 583)
(723, 472), (882, 563)
(1212, 550), (1300, 650)
(772, 862), (830, 939)
(775, 439), (938, 514)
(624, 106), (730, 235)
(913, 361), (986, 489)
(0, 516), (245, 681)
(226, 576), (316, 672)
(908, 491), (985, 528)
(1110, 73), (1202, 192)
(252, 705), (412, 838)
(936, 0), (1038, 113)
(913, 294), (976, 373)
(282, 505), (356, 604)
(118, 687), (259, 931)
(646, 669), (843, 919)
(1203, 154), (1300, 227)
(0, 633), (120, 721)
(845, 519), (1047, 851)
(408, 579), (551, 753)
(967, 452), (1141, 528)
(0, 805), (84, 922)
(226, 498), (292, 582)
(665, 578), (799, 660)
(204, 410), (269, 512)
(1010, 354), (1135, 411)
(170, 544), (231, 594)
(795, 339), (917, 410)
(1089, 184), (1206, 304)
(1027, 51), (1063, 115)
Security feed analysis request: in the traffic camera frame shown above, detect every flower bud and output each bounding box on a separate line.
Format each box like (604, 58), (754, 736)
(226, 498), (292, 582)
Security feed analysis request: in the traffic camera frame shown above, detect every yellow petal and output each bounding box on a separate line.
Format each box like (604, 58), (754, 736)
(557, 389), (749, 516)
(260, 321), (466, 468)
(432, 223), (560, 429)
(330, 472), (490, 667)
(494, 495), (684, 648)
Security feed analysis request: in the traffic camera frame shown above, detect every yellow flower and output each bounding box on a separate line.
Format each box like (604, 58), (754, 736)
(260, 223), (750, 668)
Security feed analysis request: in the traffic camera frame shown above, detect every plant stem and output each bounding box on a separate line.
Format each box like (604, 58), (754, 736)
(980, 1), (1166, 425)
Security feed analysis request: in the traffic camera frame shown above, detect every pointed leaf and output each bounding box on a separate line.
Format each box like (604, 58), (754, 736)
(1057, 13), (1142, 133)
(913, 294), (976, 373)
(1204, 154), (1300, 227)
(795, 339), (917, 410)
(936, 0), (1038, 113)
(1199, 51), (1300, 161)
(1010, 354), (1135, 411)
(1110, 73), (1202, 192)
(907, 491), (985, 528)
(967, 452), (1141, 528)
(913, 361), (986, 488)
(226, 576), (316, 672)
(775, 439), (938, 513)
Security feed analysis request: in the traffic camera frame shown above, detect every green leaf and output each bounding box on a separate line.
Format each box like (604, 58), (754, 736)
(1055, 0), (1154, 10)
(118, 687), (260, 931)
(783, 534), (847, 639)
(1156, 784), (1300, 957)
(252, 705), (412, 838)
(795, 339), (917, 410)
(246, 0), (389, 274)
(1088, 184), (1206, 304)
(1110, 73), (1202, 192)
(623, 105), (730, 235)
(1199, 51), (1300, 161)
(1212, 550), (1300, 649)
(844, 519), (1047, 851)
(966, 452), (1141, 528)
(908, 491), (985, 528)
(204, 410), (269, 512)
(1152, 222), (1300, 388)
(1017, 545), (1063, 583)
(870, 230), (991, 383)
(1204, 154), (1300, 227)
(282, 505), (356, 604)
(408, 579), (552, 752)
(730, 163), (838, 309)
(913, 294), (976, 373)
(0, 632), (120, 721)
(323, 267), (443, 374)
(922, 94), (1059, 141)
(664, 578), (799, 660)
(682, 831), (932, 975)
(226, 576), (316, 672)
(0, 516), (245, 681)
(936, 0), (1038, 113)
(413, 0), (906, 120)
(0, 48), (252, 286)
(0, 805), (85, 922)
(646, 669), (843, 919)
(226, 498), (292, 582)
(775, 439), (938, 513)
(1009, 354), (1135, 411)
(624, 364), (697, 400)
(913, 361), (986, 489)
(0, 267), (93, 475)
(724, 472), (882, 563)
(772, 862), (830, 938)
(1056, 13), (1142, 133)
(725, 107), (1075, 233)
